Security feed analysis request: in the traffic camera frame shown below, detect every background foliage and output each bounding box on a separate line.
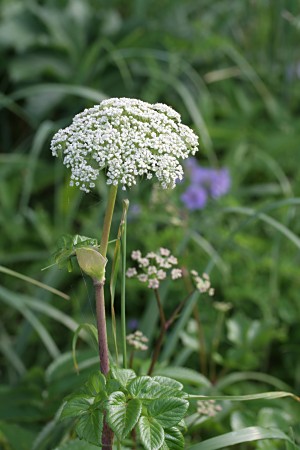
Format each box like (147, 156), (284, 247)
(1, 0), (300, 448)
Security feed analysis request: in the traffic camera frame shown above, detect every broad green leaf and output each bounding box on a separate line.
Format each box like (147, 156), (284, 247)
(152, 376), (183, 392)
(188, 426), (299, 450)
(138, 416), (164, 450)
(76, 406), (103, 446)
(54, 439), (100, 450)
(146, 383), (186, 400)
(60, 394), (92, 419)
(52, 234), (98, 272)
(128, 376), (161, 399)
(106, 378), (122, 395)
(111, 367), (136, 388)
(148, 397), (189, 428)
(85, 372), (106, 397)
(164, 427), (185, 450)
(106, 391), (142, 439)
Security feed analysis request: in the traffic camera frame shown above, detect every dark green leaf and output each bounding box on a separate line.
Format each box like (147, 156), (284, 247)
(128, 376), (161, 399)
(85, 372), (106, 397)
(106, 391), (142, 439)
(60, 394), (92, 420)
(148, 397), (189, 428)
(138, 416), (164, 450)
(111, 367), (136, 389)
(152, 376), (183, 392)
(75, 407), (103, 446)
(164, 427), (185, 450)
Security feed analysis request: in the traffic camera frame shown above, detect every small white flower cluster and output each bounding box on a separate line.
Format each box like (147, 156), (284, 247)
(126, 330), (149, 351)
(126, 248), (182, 289)
(197, 399), (222, 417)
(190, 270), (214, 296)
(51, 98), (199, 192)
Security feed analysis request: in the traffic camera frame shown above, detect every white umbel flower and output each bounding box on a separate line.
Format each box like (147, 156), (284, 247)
(51, 98), (199, 192)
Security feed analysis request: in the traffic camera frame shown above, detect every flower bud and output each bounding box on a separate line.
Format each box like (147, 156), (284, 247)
(76, 247), (107, 282)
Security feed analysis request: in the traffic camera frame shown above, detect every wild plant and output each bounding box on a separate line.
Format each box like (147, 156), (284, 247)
(50, 98), (299, 450)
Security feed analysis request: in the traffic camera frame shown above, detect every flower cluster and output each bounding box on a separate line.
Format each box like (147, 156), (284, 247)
(197, 399), (222, 417)
(126, 330), (149, 351)
(126, 248), (182, 289)
(51, 98), (199, 192)
(181, 157), (230, 210)
(190, 270), (214, 296)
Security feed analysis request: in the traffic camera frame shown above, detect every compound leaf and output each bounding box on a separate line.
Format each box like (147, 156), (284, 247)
(148, 397), (189, 428)
(106, 391), (142, 439)
(138, 416), (164, 450)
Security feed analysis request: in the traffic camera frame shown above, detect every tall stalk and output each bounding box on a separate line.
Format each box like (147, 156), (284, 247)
(95, 184), (118, 448)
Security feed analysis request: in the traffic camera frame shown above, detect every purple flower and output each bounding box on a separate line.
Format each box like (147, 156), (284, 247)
(181, 185), (207, 210)
(181, 158), (231, 210)
(209, 168), (231, 198)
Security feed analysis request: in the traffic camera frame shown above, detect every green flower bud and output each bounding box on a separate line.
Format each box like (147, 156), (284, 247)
(76, 247), (107, 282)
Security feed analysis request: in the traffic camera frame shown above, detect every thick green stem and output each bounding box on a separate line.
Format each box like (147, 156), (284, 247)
(121, 209), (127, 368)
(95, 184), (118, 449)
(99, 185), (118, 258)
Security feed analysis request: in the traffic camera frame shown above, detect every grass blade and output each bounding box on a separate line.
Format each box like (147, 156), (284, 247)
(188, 426), (299, 450)
(0, 286), (60, 358)
(0, 265), (69, 300)
(188, 391), (300, 402)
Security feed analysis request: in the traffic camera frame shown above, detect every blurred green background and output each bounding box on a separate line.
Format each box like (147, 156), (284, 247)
(1, 0), (300, 449)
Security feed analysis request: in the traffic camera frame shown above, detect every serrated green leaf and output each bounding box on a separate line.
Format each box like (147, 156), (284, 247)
(106, 378), (122, 395)
(76, 407), (103, 446)
(148, 398), (189, 428)
(152, 376), (183, 392)
(128, 376), (161, 399)
(85, 372), (106, 397)
(164, 427), (185, 450)
(106, 391), (142, 439)
(60, 395), (92, 420)
(138, 416), (164, 450)
(111, 367), (136, 388)
(188, 426), (299, 450)
(147, 384), (186, 400)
